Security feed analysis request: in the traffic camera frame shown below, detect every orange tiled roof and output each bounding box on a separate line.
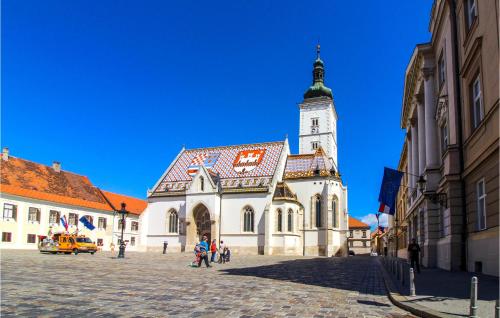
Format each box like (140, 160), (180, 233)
(100, 190), (147, 215)
(1, 156), (112, 211)
(349, 216), (370, 229)
(284, 147), (338, 179)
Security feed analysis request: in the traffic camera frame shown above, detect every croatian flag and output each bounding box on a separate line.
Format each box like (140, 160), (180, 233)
(60, 215), (69, 231)
(378, 167), (404, 215)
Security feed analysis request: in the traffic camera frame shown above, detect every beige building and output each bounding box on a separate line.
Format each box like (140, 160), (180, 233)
(0, 148), (147, 251)
(395, 0), (498, 276)
(348, 217), (370, 255)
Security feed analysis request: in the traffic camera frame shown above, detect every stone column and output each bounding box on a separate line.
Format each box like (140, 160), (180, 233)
(423, 68), (439, 168)
(417, 99), (426, 175)
(407, 131), (413, 190)
(410, 118), (419, 190)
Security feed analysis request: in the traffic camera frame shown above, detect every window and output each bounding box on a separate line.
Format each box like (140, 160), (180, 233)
(168, 210), (178, 233)
(311, 141), (319, 151)
(68, 213), (78, 226)
(363, 241), (367, 247)
(440, 123), (448, 154)
(438, 52), (446, 88)
(243, 206), (254, 232)
(362, 230), (367, 238)
(332, 198), (338, 228)
(471, 73), (483, 130)
(277, 209), (282, 232)
(27, 234), (36, 244)
(130, 237), (136, 246)
(98, 217), (107, 230)
(49, 210), (60, 224)
(97, 238), (103, 246)
(131, 221), (139, 231)
(2, 232), (12, 242)
(349, 230), (353, 238)
(200, 176), (204, 192)
(311, 118), (319, 133)
(314, 195), (322, 228)
(349, 240), (353, 247)
(28, 207), (40, 223)
(287, 209), (293, 232)
(3, 203), (17, 220)
(465, 0), (477, 29)
(84, 215), (93, 225)
(476, 179), (486, 230)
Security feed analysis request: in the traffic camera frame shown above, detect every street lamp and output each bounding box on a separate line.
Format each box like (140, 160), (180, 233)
(117, 202), (129, 259)
(417, 175), (448, 207)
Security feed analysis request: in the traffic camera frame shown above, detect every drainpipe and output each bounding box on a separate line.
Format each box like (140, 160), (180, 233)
(447, 0), (468, 271)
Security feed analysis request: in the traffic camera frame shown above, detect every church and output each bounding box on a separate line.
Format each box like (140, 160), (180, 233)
(140, 46), (349, 256)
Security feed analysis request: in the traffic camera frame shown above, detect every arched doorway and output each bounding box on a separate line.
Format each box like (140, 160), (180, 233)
(193, 204), (211, 243)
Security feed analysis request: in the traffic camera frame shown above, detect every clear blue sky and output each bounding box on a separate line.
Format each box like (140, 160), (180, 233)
(2, 0), (432, 223)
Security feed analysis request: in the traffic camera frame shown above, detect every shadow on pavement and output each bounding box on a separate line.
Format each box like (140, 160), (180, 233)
(220, 256), (388, 296)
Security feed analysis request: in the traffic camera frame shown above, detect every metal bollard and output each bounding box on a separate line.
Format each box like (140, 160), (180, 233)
(495, 299), (499, 318)
(409, 268), (416, 296)
(470, 276), (478, 318)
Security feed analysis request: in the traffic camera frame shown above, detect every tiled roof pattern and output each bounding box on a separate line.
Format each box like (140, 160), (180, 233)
(153, 141), (284, 193)
(1, 157), (112, 211)
(349, 216), (370, 229)
(273, 182), (298, 201)
(284, 147), (335, 179)
(100, 190), (147, 215)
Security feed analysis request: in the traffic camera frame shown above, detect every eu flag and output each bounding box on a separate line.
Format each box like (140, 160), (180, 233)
(79, 216), (95, 230)
(378, 167), (404, 215)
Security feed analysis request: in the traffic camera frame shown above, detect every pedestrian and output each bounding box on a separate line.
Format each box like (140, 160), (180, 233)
(191, 242), (201, 267)
(225, 246), (231, 262)
(210, 239), (217, 263)
(163, 241), (168, 254)
(198, 236), (211, 268)
(110, 242), (115, 255)
(407, 238), (421, 273)
(218, 240), (226, 264)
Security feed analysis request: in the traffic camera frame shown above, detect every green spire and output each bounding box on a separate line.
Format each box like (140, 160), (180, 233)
(303, 44), (333, 100)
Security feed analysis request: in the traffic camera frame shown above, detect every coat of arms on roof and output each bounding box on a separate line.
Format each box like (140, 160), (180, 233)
(187, 152), (220, 177)
(233, 149), (266, 173)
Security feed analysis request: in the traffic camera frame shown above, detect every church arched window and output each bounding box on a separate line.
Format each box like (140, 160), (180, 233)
(243, 206), (254, 232)
(277, 209), (282, 232)
(332, 196), (339, 228)
(167, 209), (178, 233)
(287, 209), (293, 232)
(200, 176), (204, 192)
(314, 195), (322, 228)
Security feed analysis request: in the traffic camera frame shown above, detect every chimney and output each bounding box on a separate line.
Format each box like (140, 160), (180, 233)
(2, 147), (9, 161)
(52, 161), (61, 172)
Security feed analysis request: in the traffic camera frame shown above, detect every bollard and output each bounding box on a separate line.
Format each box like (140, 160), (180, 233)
(470, 276), (478, 318)
(409, 268), (416, 296)
(495, 299), (499, 318)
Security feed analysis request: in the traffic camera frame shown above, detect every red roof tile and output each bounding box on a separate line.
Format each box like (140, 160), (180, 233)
(100, 190), (147, 215)
(349, 216), (370, 229)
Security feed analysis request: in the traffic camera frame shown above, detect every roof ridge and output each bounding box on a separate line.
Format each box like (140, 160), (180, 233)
(3, 156), (91, 180)
(100, 189), (146, 201)
(184, 140), (285, 152)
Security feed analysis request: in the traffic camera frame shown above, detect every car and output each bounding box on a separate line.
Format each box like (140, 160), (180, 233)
(370, 251), (378, 256)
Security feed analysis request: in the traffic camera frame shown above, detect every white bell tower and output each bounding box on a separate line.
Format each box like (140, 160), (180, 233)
(298, 45), (338, 170)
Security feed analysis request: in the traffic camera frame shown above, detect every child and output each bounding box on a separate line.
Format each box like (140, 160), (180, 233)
(190, 242), (201, 267)
(225, 247), (231, 262)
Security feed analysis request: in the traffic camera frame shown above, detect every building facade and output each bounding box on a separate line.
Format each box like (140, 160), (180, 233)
(0, 149), (146, 251)
(141, 48), (350, 256)
(393, 0), (498, 276)
(347, 217), (371, 255)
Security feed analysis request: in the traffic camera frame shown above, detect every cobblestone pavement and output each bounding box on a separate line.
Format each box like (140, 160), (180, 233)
(1, 250), (413, 318)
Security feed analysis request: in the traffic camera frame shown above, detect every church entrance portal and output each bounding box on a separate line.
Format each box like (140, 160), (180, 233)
(193, 204), (211, 243)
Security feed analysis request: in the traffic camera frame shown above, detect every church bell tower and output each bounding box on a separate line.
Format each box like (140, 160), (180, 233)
(299, 45), (338, 170)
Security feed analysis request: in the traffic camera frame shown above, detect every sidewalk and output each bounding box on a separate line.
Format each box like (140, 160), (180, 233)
(380, 257), (499, 318)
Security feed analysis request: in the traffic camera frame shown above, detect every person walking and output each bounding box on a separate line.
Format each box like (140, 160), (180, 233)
(210, 239), (217, 263)
(218, 240), (226, 264)
(163, 241), (168, 254)
(198, 236), (211, 268)
(110, 242), (115, 255)
(407, 238), (421, 273)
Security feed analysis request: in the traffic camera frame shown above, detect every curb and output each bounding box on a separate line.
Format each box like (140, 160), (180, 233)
(378, 258), (455, 318)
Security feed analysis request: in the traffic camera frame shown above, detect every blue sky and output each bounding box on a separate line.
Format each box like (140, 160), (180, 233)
(2, 0), (432, 225)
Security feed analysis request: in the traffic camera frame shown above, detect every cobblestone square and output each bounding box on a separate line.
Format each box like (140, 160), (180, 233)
(1, 250), (413, 317)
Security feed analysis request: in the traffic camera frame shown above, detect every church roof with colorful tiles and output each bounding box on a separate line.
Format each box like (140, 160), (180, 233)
(283, 147), (338, 180)
(273, 182), (298, 201)
(150, 141), (285, 196)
